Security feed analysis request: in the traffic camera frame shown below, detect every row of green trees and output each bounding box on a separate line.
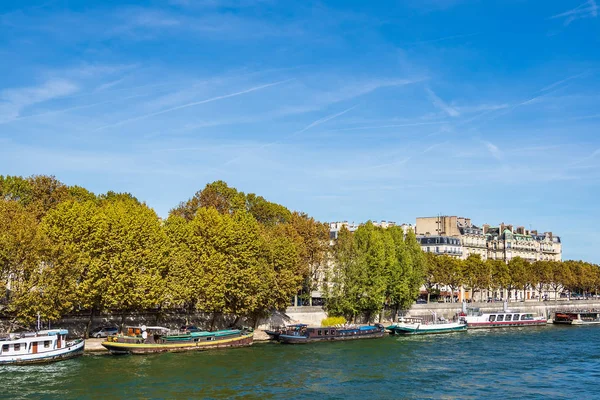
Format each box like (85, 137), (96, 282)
(423, 254), (600, 302)
(0, 176), (330, 333)
(324, 223), (426, 322)
(2, 174), (599, 331)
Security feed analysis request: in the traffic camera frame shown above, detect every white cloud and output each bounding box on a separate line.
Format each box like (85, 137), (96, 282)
(0, 79), (78, 122)
(483, 141), (503, 160)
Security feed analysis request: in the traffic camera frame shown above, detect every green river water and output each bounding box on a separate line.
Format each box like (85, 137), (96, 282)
(1, 325), (598, 399)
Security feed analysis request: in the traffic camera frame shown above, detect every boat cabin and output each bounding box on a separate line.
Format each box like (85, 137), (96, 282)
(0, 329), (69, 357)
(487, 313), (535, 322)
(112, 326), (170, 344)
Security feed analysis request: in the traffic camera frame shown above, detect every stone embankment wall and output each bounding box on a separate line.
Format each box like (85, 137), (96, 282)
(5, 299), (594, 338)
(283, 306), (328, 326)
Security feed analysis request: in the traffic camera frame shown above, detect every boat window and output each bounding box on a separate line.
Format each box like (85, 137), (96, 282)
(489, 315), (496, 322)
(14, 343), (20, 351)
(324, 330), (328, 335)
(318, 330), (322, 336)
(44, 341), (50, 348)
(505, 315), (512, 321)
(331, 330), (336, 335)
(513, 314), (520, 320)
(497, 315), (504, 322)
(2, 344), (7, 352)
(521, 315), (527, 320)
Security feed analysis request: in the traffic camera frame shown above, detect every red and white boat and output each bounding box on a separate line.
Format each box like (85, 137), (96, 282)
(459, 306), (547, 329)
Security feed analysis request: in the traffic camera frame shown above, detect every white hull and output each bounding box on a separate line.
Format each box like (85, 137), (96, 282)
(0, 339), (84, 365)
(388, 322), (467, 335)
(563, 319), (600, 325)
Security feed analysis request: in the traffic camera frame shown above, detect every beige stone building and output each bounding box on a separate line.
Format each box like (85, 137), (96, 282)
(416, 216), (562, 262)
(484, 224), (562, 262)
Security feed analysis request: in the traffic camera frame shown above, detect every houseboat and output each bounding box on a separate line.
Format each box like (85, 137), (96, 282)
(265, 324), (307, 340)
(387, 316), (467, 335)
(0, 329), (84, 365)
(553, 311), (600, 325)
(278, 324), (385, 344)
(460, 307), (547, 329)
(102, 325), (253, 354)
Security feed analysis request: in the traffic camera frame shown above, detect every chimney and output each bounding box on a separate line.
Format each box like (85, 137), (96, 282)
(483, 224), (490, 234)
(517, 226), (525, 234)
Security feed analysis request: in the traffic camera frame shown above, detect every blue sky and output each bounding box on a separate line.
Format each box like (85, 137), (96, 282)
(1, 0), (599, 261)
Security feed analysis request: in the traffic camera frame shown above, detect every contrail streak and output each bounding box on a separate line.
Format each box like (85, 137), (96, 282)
(223, 105), (357, 166)
(0, 91), (162, 125)
(327, 120), (446, 132)
(95, 79), (293, 131)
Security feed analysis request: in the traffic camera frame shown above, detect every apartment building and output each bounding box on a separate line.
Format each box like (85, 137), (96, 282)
(416, 216), (562, 262)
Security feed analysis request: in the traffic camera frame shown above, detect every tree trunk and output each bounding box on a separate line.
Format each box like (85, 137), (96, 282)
(86, 307), (95, 339)
(427, 290), (431, 304)
(210, 312), (218, 331)
(120, 312), (126, 334)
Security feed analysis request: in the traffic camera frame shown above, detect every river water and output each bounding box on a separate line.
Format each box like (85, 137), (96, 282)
(2, 325), (598, 399)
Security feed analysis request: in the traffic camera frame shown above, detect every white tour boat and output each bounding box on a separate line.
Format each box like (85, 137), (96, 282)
(460, 305), (547, 329)
(0, 329), (84, 365)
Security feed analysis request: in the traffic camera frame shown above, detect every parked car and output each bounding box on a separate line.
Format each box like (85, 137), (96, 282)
(416, 298), (427, 304)
(180, 325), (202, 333)
(90, 326), (118, 338)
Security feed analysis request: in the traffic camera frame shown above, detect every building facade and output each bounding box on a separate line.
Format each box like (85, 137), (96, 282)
(417, 236), (463, 258)
(484, 224), (562, 262)
(416, 216), (562, 262)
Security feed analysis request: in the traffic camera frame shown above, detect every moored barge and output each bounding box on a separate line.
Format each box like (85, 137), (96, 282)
(278, 324), (385, 344)
(553, 311), (600, 325)
(102, 325), (253, 354)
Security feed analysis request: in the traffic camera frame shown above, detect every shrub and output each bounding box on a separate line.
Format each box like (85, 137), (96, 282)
(321, 316), (346, 327)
